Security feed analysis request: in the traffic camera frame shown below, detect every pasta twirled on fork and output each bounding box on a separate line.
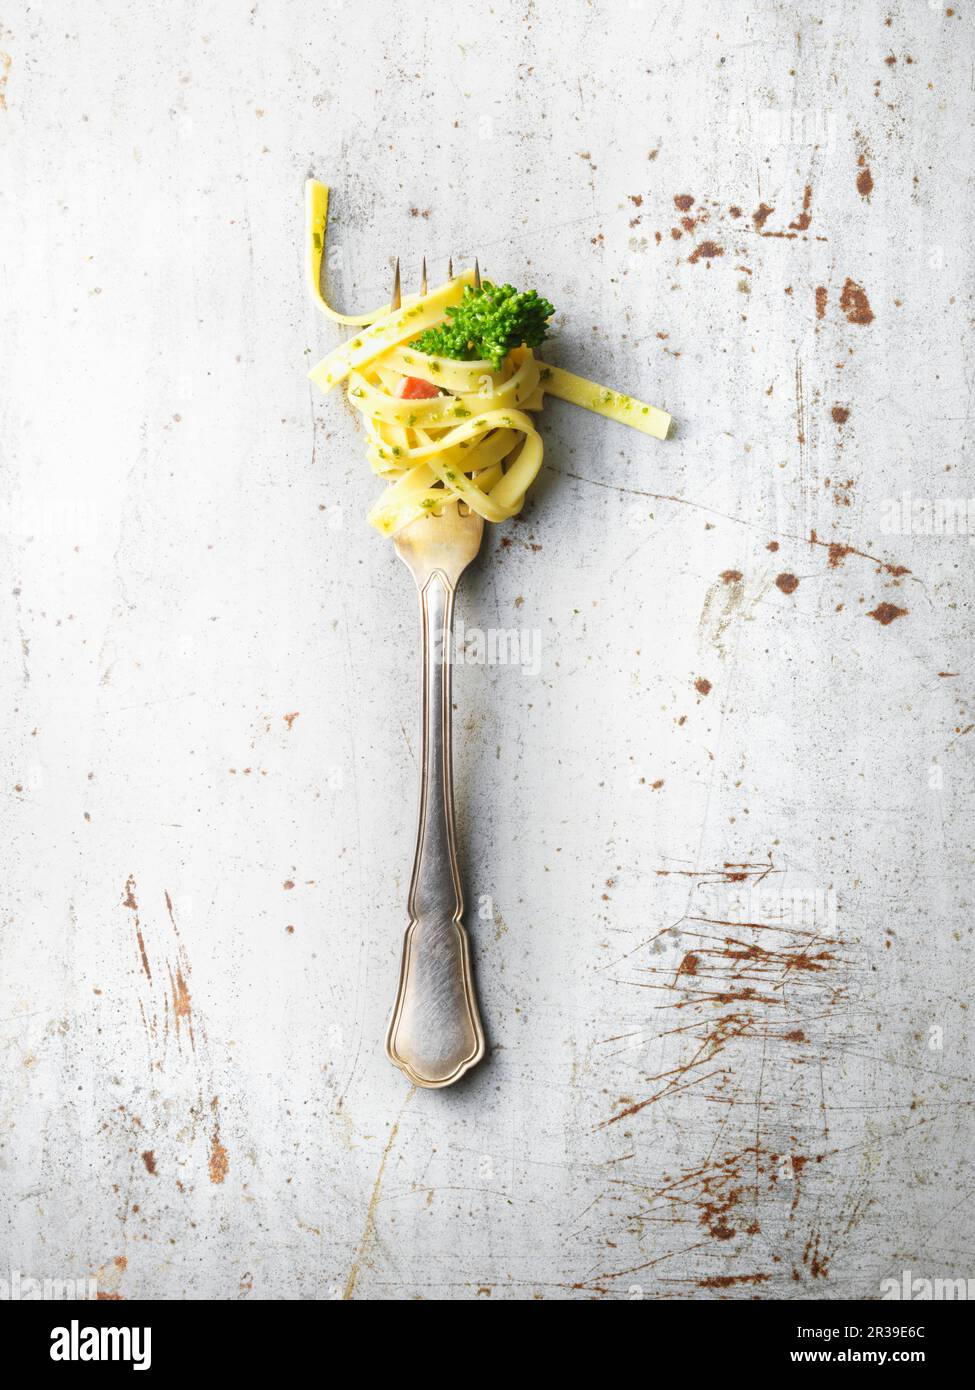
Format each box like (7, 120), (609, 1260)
(306, 181), (672, 537)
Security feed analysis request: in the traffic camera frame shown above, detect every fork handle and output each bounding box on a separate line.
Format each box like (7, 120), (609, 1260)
(385, 570), (485, 1088)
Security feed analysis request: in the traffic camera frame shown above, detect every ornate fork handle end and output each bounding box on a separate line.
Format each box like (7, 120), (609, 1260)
(385, 562), (485, 1089)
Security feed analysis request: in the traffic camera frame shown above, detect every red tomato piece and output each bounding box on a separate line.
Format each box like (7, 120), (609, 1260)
(397, 376), (441, 400)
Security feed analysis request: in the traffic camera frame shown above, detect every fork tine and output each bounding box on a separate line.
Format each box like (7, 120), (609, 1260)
(390, 257), (401, 311)
(474, 258), (482, 290)
(420, 256), (427, 297)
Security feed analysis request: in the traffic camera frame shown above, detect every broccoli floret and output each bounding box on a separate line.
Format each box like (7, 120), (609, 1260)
(411, 280), (555, 370)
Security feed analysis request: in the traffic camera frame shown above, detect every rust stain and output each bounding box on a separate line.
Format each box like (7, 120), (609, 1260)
(163, 891), (196, 1050)
(775, 573), (800, 595)
(655, 860), (775, 884)
(209, 1098), (229, 1184)
(0, 52), (10, 112)
(343, 1088), (414, 1300)
(839, 277), (874, 325)
(831, 406), (850, 425)
(788, 184), (813, 231)
(809, 529), (910, 577)
(803, 1230), (830, 1279)
(96, 1292), (124, 1300)
(594, 842), (849, 1286)
(674, 194), (694, 212)
(867, 602), (908, 626)
(752, 202), (774, 230)
(697, 1272), (771, 1289)
(694, 677), (712, 696)
(688, 239), (724, 264)
(123, 876), (152, 983)
(283, 711), (299, 730)
(814, 285), (827, 320)
(856, 159), (874, 198)
(720, 569), (743, 584)
(601, 906), (845, 1126)
(141, 1150), (157, 1175)
(169, 963), (193, 1044)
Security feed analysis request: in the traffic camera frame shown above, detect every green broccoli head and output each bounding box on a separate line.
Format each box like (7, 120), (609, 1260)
(411, 280), (555, 370)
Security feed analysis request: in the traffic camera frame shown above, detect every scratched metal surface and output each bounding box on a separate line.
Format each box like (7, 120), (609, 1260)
(1, 0), (973, 1302)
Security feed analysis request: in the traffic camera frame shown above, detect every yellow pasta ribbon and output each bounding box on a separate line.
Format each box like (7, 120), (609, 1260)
(305, 180), (673, 536)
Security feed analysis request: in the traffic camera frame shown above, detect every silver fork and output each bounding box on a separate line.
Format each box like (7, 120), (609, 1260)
(385, 257), (487, 1089)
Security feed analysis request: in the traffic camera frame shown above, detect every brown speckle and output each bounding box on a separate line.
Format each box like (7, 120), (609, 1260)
(868, 602), (908, 626)
(775, 573), (800, 595)
(283, 711), (299, 730)
(839, 277), (874, 326)
(695, 677), (712, 696)
(831, 406), (850, 425)
(856, 163), (874, 198)
(141, 1150), (157, 1175)
(720, 569), (743, 584)
(688, 240), (724, 265)
(674, 194), (694, 212)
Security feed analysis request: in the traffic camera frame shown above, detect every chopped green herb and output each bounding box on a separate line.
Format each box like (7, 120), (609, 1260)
(410, 281), (555, 370)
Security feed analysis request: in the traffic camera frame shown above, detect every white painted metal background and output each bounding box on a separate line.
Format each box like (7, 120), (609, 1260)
(1, 0), (973, 1300)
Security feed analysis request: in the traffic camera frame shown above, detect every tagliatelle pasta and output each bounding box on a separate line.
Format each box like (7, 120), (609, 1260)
(305, 180), (673, 536)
